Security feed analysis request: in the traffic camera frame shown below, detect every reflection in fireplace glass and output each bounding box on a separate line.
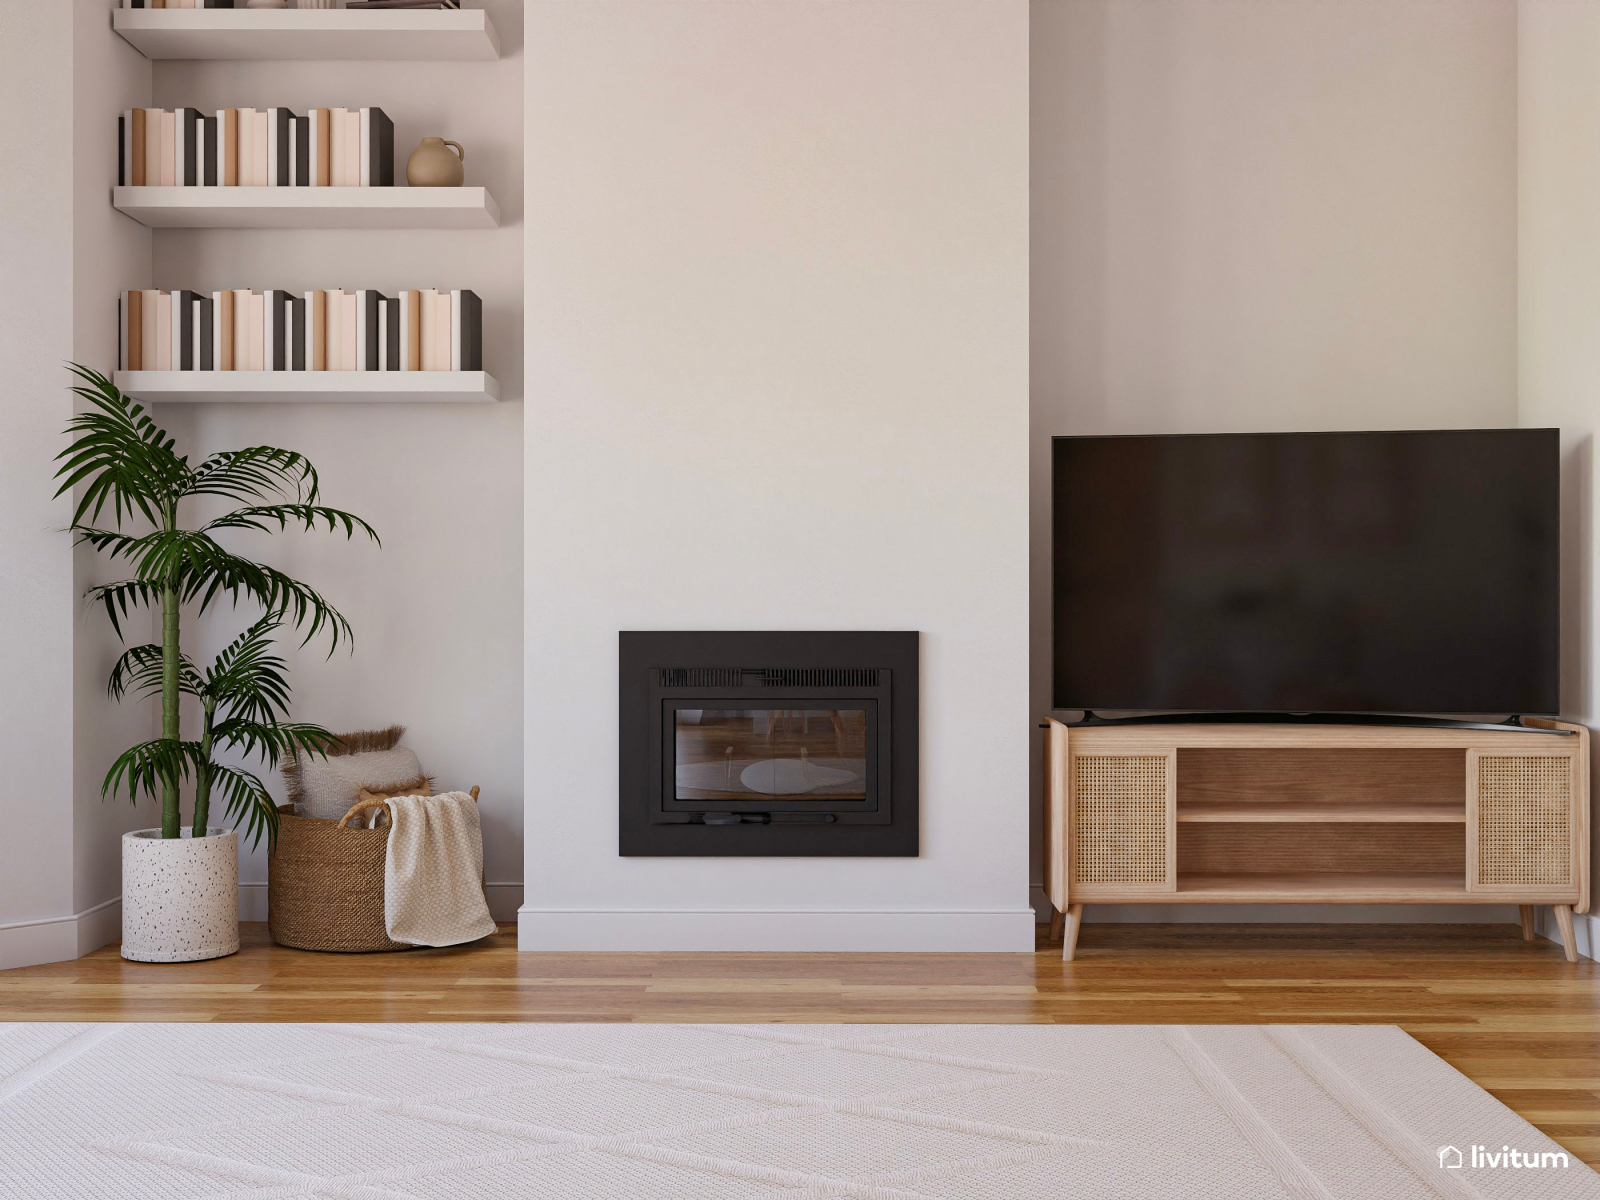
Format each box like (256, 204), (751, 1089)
(675, 709), (868, 800)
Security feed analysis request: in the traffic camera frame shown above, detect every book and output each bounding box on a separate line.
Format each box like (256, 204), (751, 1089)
(304, 290), (326, 370)
(119, 112), (131, 187)
(434, 291), (452, 371)
(202, 115), (218, 186)
(354, 290), (386, 371)
(358, 108), (394, 187)
(418, 289), (437, 371)
(398, 290), (421, 370)
(450, 289), (482, 371)
(121, 291), (142, 370)
(232, 290), (253, 371)
(263, 290), (283, 371)
(267, 108), (296, 187)
(143, 110), (161, 189)
(329, 109), (347, 187)
(218, 108), (238, 186)
(345, 110), (361, 190)
(173, 110), (186, 186)
(249, 292), (265, 371)
(308, 109), (330, 187)
(155, 292), (172, 371)
(237, 108), (254, 186)
(341, 291), (358, 371)
(140, 290), (161, 371)
(292, 115), (309, 187)
(254, 111), (269, 189)
(196, 293), (215, 370)
(323, 289), (344, 369)
(380, 295), (400, 370)
(374, 109), (394, 186)
(176, 108), (203, 186)
(174, 290), (202, 369)
(212, 290), (234, 371)
(159, 110), (176, 186)
(290, 295), (306, 370)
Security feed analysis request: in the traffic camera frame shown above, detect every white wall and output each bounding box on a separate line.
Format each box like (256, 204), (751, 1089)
(1519, 0), (1600, 959)
(0, 1), (79, 965)
(72, 0), (159, 954)
(0, 0), (152, 969)
(523, 0), (1034, 951)
(151, 0), (525, 917)
(1030, 0), (1520, 921)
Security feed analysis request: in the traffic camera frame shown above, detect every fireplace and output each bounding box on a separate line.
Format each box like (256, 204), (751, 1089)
(619, 631), (918, 856)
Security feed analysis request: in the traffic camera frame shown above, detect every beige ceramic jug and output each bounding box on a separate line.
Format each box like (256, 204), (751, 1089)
(407, 138), (465, 187)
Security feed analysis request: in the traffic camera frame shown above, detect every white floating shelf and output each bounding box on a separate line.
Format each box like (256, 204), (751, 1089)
(116, 371), (501, 404)
(111, 8), (500, 62)
(113, 186), (500, 229)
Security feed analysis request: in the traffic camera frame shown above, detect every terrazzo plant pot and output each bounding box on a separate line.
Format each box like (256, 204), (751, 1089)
(121, 828), (239, 963)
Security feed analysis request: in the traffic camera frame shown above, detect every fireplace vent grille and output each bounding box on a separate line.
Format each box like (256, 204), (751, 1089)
(658, 668), (744, 688)
(657, 667), (881, 689)
(759, 668), (879, 688)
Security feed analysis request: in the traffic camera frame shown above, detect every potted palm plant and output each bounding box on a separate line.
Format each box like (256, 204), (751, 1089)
(56, 366), (377, 962)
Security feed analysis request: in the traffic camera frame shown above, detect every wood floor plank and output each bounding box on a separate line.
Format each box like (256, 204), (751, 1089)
(0, 920), (1594, 1163)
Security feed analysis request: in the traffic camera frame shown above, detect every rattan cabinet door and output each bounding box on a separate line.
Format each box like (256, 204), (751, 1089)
(1070, 750), (1177, 897)
(1466, 748), (1579, 900)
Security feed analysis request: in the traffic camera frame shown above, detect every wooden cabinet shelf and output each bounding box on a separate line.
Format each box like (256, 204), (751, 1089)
(1176, 801), (1465, 824)
(112, 187), (500, 230)
(1175, 872), (1470, 903)
(112, 8), (500, 62)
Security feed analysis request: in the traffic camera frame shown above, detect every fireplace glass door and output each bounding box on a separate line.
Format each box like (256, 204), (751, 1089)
(674, 708), (870, 801)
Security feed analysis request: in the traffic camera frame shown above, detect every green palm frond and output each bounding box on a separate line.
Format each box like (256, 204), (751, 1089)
(204, 617), (292, 721)
(185, 446), (320, 505)
(183, 555), (355, 652)
(55, 366), (187, 528)
(84, 579), (162, 639)
(203, 504), (380, 545)
(108, 643), (202, 702)
(103, 738), (203, 805)
(204, 763), (280, 848)
(213, 719), (338, 770)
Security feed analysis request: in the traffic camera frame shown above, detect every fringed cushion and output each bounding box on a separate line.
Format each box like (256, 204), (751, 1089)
(283, 726), (430, 820)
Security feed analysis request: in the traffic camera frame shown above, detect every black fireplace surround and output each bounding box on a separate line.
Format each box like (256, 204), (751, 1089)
(619, 631), (919, 856)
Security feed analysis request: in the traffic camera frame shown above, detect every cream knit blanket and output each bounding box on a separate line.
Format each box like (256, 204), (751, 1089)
(383, 793), (497, 946)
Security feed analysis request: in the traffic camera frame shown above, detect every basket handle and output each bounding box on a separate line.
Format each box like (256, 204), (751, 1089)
(336, 784), (479, 830)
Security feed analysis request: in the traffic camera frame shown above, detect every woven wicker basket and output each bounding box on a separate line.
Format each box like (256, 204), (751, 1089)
(266, 787), (480, 953)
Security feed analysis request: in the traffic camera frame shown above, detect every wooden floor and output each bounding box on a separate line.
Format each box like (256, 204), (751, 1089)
(2, 921), (1597, 1165)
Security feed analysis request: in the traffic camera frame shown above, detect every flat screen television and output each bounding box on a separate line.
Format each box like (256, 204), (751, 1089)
(1052, 430), (1560, 716)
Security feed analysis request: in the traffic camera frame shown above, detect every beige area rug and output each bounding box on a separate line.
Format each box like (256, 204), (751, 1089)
(1, 1022), (1596, 1199)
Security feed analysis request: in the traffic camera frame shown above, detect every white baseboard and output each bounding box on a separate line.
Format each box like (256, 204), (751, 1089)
(0, 896), (121, 970)
(239, 881), (525, 924)
(1028, 886), (1589, 934)
(516, 908), (1038, 952)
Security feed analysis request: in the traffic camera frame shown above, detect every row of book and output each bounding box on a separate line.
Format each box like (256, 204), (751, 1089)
(120, 1), (464, 7)
(119, 289), (483, 373)
(118, 108), (393, 188)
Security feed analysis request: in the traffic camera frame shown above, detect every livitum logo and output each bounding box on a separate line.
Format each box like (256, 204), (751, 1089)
(1437, 1144), (1570, 1170)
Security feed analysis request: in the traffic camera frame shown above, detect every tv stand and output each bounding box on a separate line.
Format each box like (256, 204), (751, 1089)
(1070, 711), (1570, 735)
(1043, 717), (1590, 961)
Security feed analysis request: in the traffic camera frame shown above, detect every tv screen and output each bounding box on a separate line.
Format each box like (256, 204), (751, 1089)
(1052, 430), (1559, 716)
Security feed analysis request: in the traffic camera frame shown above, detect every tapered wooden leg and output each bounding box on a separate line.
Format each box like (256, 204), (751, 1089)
(1519, 905), (1537, 942)
(1553, 904), (1578, 963)
(1048, 908), (1065, 943)
(1062, 903), (1085, 961)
